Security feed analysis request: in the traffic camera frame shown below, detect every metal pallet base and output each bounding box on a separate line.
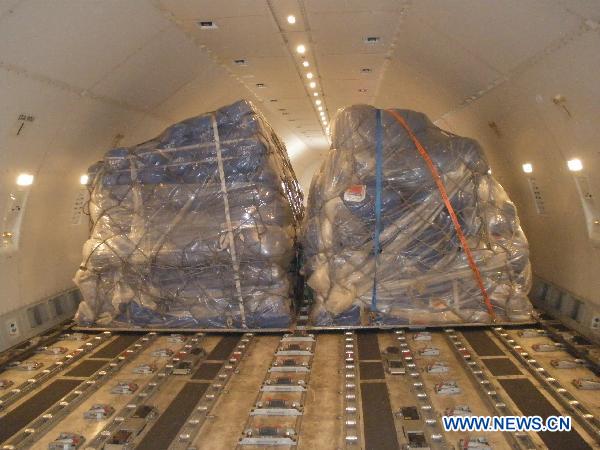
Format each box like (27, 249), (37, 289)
(73, 320), (536, 334)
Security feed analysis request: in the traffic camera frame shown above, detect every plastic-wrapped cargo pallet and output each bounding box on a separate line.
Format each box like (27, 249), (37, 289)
(74, 100), (303, 329)
(303, 105), (532, 326)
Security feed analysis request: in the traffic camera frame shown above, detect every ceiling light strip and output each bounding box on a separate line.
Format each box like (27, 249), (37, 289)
(265, 0), (329, 136)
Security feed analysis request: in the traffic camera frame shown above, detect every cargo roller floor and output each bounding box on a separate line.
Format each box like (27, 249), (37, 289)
(1, 329), (598, 450)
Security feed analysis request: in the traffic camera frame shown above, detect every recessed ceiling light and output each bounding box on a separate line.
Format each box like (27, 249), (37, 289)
(318, 106), (323, 111)
(364, 36), (380, 44)
(315, 100), (321, 105)
(358, 88), (368, 93)
(313, 92), (318, 97)
(567, 158), (583, 171)
(198, 21), (218, 29)
(309, 81), (316, 89)
(361, 68), (372, 73)
(233, 59), (247, 66)
(522, 163), (533, 173)
(296, 44), (306, 54)
(270, 99), (278, 102)
(302, 61), (309, 67)
(320, 111), (325, 116)
(80, 174), (89, 185)
(306, 72), (313, 79)
(16, 173), (34, 186)
(278, 108), (287, 111)
(287, 15), (296, 24)
(282, 112), (290, 116)
(256, 83), (266, 88)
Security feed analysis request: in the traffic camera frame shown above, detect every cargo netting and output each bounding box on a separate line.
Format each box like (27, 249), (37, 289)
(303, 105), (532, 326)
(74, 100), (304, 329)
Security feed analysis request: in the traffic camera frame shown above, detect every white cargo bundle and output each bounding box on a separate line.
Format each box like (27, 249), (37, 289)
(303, 105), (532, 326)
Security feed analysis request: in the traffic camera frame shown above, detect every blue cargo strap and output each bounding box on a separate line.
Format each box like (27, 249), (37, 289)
(371, 109), (383, 312)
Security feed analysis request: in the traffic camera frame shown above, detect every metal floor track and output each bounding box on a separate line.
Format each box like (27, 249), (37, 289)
(0, 325), (598, 450)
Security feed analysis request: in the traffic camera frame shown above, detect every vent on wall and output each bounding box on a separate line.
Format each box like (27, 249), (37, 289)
(27, 304), (48, 329)
(0, 288), (81, 352)
(363, 36), (380, 44)
(197, 21), (218, 29)
(570, 299), (581, 321)
(530, 275), (600, 342)
(527, 177), (546, 214)
(573, 175), (600, 246)
(71, 189), (88, 225)
(49, 297), (64, 316)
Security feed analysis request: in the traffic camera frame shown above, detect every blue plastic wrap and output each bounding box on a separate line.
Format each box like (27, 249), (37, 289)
(74, 100), (303, 329)
(303, 105), (532, 325)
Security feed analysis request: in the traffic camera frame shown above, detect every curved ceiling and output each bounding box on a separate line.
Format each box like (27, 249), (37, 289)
(0, 0), (599, 325)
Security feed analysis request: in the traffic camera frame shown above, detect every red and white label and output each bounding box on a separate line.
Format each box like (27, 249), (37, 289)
(343, 184), (366, 202)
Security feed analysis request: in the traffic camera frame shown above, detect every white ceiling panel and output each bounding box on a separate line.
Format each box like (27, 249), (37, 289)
(553, 0), (600, 18)
(387, 17), (502, 111)
(262, 98), (314, 113)
(308, 10), (401, 55)
(254, 83), (311, 105)
(268, 0), (306, 31)
(318, 53), (385, 82)
(410, 0), (582, 75)
(0, 70), (78, 171)
(374, 58), (462, 120)
(305, 0), (407, 13)
(158, 0), (330, 161)
(323, 78), (378, 97)
(90, 26), (210, 110)
(156, 69), (323, 157)
(230, 56), (303, 91)
(327, 95), (370, 116)
(0, 0), (168, 89)
(158, 0), (267, 20)
(0, 0), (22, 19)
(439, 80), (522, 128)
(156, 63), (248, 120)
(510, 31), (600, 156)
(179, 15), (286, 59)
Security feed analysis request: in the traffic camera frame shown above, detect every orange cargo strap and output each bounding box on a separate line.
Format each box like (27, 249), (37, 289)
(385, 109), (496, 322)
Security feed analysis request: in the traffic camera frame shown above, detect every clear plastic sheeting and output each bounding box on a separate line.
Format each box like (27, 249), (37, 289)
(74, 100), (303, 329)
(303, 105), (532, 326)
